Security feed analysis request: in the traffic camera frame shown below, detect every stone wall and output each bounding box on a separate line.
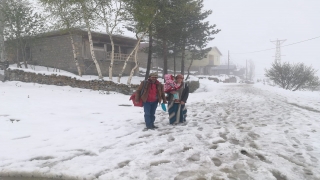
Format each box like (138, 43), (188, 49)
(5, 69), (139, 95)
(4, 69), (199, 95)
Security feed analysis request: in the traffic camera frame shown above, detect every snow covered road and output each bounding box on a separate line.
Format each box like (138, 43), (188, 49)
(0, 80), (319, 180)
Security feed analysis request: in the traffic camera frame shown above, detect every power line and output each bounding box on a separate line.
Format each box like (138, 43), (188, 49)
(231, 35), (320, 55)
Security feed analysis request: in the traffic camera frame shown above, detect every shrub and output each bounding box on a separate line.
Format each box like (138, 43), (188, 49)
(188, 80), (200, 93)
(265, 61), (320, 91)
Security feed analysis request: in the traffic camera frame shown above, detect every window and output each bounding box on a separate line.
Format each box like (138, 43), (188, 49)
(93, 43), (105, 51)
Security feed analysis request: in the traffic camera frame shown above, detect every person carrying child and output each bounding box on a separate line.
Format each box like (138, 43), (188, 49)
(164, 74), (182, 103)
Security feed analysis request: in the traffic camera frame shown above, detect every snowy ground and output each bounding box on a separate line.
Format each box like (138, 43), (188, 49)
(0, 78), (320, 180)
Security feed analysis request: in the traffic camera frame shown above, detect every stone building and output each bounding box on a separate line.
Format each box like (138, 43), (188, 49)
(6, 29), (139, 76)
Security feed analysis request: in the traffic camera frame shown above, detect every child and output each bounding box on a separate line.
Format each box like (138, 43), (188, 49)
(164, 74), (181, 103)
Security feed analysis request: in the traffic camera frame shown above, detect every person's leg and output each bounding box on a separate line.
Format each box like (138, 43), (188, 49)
(180, 104), (187, 123)
(150, 101), (158, 127)
(143, 102), (152, 128)
(168, 102), (178, 124)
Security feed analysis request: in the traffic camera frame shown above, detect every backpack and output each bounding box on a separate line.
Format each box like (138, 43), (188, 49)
(129, 80), (146, 107)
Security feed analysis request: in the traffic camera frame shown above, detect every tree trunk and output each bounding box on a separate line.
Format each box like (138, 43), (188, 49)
(185, 58), (194, 80)
(21, 41), (28, 68)
(145, 26), (153, 80)
(69, 32), (82, 76)
(81, 3), (103, 79)
(16, 47), (22, 68)
(87, 29), (103, 79)
(173, 44), (176, 76)
(163, 37), (168, 77)
(118, 26), (149, 83)
(117, 37), (142, 83)
(0, 7), (6, 64)
(109, 34), (115, 80)
(181, 41), (185, 75)
(127, 43), (140, 85)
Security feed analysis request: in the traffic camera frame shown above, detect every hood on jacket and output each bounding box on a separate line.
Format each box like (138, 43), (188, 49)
(164, 74), (174, 82)
(148, 79), (160, 84)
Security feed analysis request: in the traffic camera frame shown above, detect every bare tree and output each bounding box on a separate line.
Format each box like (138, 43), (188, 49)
(265, 61), (320, 91)
(75, 0), (103, 79)
(119, 24), (152, 84)
(95, 0), (125, 81)
(126, 40), (140, 85)
(40, 0), (83, 76)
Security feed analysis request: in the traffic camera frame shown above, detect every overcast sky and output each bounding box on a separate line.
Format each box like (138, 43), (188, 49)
(203, 0), (320, 78)
(32, 0), (320, 78)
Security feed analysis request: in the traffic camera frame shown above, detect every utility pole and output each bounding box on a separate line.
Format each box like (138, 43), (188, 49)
(246, 59), (247, 81)
(271, 39), (286, 63)
(228, 51), (230, 77)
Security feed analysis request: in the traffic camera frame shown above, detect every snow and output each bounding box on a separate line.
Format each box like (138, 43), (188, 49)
(1, 74), (320, 179)
(7, 65), (202, 84)
(8, 65), (146, 85)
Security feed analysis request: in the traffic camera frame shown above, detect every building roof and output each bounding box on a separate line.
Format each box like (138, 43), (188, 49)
(211, 65), (236, 70)
(212, 47), (222, 56)
(38, 28), (138, 45)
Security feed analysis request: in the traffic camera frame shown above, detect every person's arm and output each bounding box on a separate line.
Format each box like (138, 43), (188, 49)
(180, 83), (189, 103)
(135, 81), (143, 102)
(161, 84), (167, 104)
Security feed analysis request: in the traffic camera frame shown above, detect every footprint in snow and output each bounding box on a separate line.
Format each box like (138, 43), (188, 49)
(128, 141), (145, 146)
(303, 168), (313, 176)
(167, 135), (175, 142)
(291, 137), (301, 144)
(197, 127), (203, 131)
(30, 156), (54, 161)
(150, 160), (171, 166)
(187, 154), (200, 161)
(154, 149), (164, 155)
(305, 145), (313, 151)
(212, 139), (226, 144)
(99, 146), (113, 153)
(158, 131), (172, 136)
(195, 134), (202, 140)
(247, 131), (260, 140)
(211, 157), (222, 166)
(240, 150), (255, 159)
(229, 138), (240, 145)
(118, 160), (130, 168)
(209, 144), (218, 150)
(271, 170), (288, 180)
(219, 132), (228, 140)
(138, 134), (152, 138)
(182, 147), (193, 152)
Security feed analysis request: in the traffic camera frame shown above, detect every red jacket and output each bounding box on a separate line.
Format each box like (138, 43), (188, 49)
(135, 79), (167, 104)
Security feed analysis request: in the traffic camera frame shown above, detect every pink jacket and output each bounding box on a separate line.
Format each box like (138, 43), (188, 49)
(164, 74), (181, 93)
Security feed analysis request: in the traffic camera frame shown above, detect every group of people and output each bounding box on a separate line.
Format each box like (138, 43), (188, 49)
(135, 72), (189, 130)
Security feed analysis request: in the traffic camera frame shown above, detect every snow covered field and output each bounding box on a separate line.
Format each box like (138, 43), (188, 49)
(0, 78), (320, 180)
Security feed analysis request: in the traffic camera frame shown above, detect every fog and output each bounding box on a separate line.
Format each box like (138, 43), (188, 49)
(203, 0), (320, 79)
